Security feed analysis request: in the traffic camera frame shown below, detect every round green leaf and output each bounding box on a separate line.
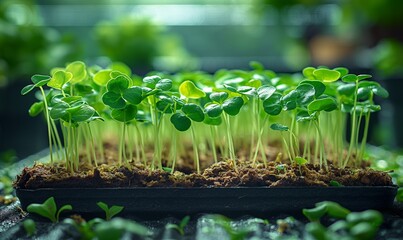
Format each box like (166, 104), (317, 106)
(107, 75), (130, 94)
(102, 92), (126, 109)
(210, 92), (228, 103)
(222, 97), (244, 116)
(21, 84), (35, 95)
(296, 110), (316, 122)
(29, 102), (44, 117)
(300, 80), (326, 98)
(313, 69), (341, 82)
(156, 98), (173, 113)
(31, 74), (51, 87)
(205, 103), (223, 118)
(263, 93), (282, 115)
(237, 86), (256, 96)
(342, 74), (358, 83)
(47, 70), (73, 90)
(295, 83), (315, 106)
(372, 85), (389, 98)
(66, 61), (87, 84)
(143, 75), (161, 88)
(302, 67), (316, 79)
(270, 123), (289, 131)
(123, 87), (143, 105)
(179, 80), (206, 99)
(156, 78), (173, 91)
(93, 70), (112, 86)
(170, 112), (191, 131)
(357, 87), (371, 100)
(257, 86), (276, 101)
(308, 97), (338, 113)
(182, 103), (205, 122)
(203, 115), (222, 126)
(71, 104), (96, 122)
(50, 102), (69, 120)
(337, 83), (356, 96)
(111, 104), (137, 123)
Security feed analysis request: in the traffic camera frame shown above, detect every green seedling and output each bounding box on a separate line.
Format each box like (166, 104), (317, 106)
(97, 202), (124, 221)
(64, 217), (104, 240)
(303, 201), (350, 222)
(165, 215), (190, 236)
(21, 62), (389, 177)
(26, 197), (72, 223)
(23, 219), (36, 237)
(93, 218), (151, 240)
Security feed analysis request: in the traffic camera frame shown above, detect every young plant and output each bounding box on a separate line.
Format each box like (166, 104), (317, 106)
(165, 215), (190, 236)
(26, 197), (72, 223)
(22, 219), (36, 237)
(97, 202), (124, 221)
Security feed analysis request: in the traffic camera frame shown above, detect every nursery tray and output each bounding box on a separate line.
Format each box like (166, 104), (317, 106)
(16, 186), (397, 216)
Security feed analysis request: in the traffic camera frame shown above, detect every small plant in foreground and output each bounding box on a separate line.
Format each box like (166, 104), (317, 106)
(26, 197), (72, 223)
(22, 219), (36, 237)
(303, 201), (383, 240)
(97, 201), (124, 220)
(165, 215), (190, 235)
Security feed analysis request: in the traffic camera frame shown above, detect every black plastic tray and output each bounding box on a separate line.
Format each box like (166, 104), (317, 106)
(16, 186), (397, 216)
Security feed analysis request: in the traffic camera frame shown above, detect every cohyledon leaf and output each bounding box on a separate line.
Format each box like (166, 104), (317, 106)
(222, 97), (244, 116)
(29, 102), (44, 117)
(357, 87), (371, 100)
(31, 74), (51, 87)
(70, 104), (96, 123)
(50, 101), (70, 120)
(123, 87), (143, 105)
(102, 92), (126, 109)
(316, 201), (350, 219)
(179, 80), (206, 99)
(237, 86), (256, 96)
(302, 67), (316, 79)
(300, 80), (325, 98)
(170, 112), (191, 131)
(246, 79), (262, 89)
(295, 83), (315, 106)
(205, 103), (223, 118)
(257, 85), (276, 101)
(209, 92), (229, 103)
(262, 92), (282, 115)
(156, 97), (174, 113)
(337, 83), (356, 96)
(94, 70), (113, 86)
(66, 61), (87, 84)
(203, 115), (222, 126)
(111, 104), (137, 123)
(143, 75), (161, 88)
(313, 69), (341, 82)
(155, 78), (173, 91)
(308, 97), (338, 114)
(342, 74), (358, 83)
(182, 103), (205, 122)
(26, 197), (57, 223)
(296, 110), (316, 122)
(303, 204), (328, 222)
(270, 123), (289, 131)
(47, 70), (73, 90)
(21, 84), (35, 95)
(107, 75), (130, 94)
(358, 81), (389, 98)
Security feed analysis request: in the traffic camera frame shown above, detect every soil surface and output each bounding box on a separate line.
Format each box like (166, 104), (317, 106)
(14, 143), (393, 189)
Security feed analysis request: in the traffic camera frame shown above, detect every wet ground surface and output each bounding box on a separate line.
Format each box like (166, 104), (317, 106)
(1, 199), (403, 240)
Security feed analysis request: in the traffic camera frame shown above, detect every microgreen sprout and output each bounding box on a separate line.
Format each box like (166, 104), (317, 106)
(97, 201), (124, 221)
(22, 62), (389, 175)
(165, 215), (190, 236)
(26, 197), (72, 223)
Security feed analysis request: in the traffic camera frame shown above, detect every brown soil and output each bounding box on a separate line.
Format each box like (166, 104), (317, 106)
(14, 143), (393, 189)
